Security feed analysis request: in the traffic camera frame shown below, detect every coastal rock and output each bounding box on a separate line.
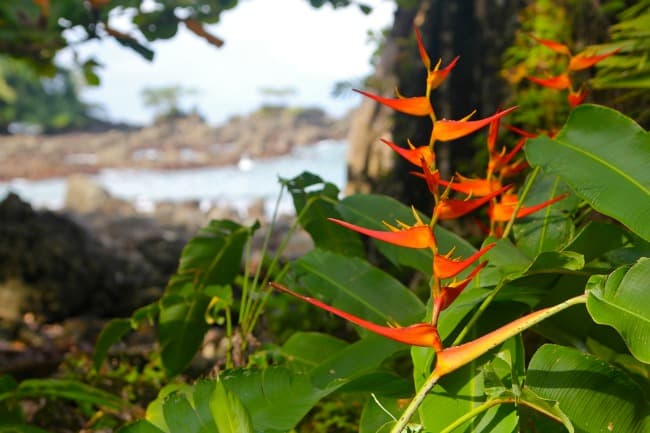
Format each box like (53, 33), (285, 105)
(0, 194), (165, 324)
(0, 108), (350, 181)
(64, 174), (134, 215)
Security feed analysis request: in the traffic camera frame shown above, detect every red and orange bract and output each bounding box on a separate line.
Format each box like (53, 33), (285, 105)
(328, 217), (436, 250)
(489, 193), (568, 223)
(433, 243), (495, 280)
(270, 282), (442, 351)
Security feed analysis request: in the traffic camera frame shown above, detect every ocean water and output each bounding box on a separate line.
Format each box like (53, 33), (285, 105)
(0, 140), (347, 216)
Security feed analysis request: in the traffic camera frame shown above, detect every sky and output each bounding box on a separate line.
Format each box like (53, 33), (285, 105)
(57, 0), (395, 127)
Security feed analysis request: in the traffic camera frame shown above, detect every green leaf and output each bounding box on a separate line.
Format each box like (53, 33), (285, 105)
(210, 381), (253, 433)
(158, 292), (211, 377)
(132, 302), (160, 326)
(144, 384), (198, 432)
(168, 219), (254, 293)
(359, 396), (401, 433)
(526, 345), (650, 433)
(526, 105), (650, 241)
(518, 388), (574, 433)
(93, 318), (133, 371)
(134, 9), (179, 41)
(162, 393), (203, 433)
(586, 258), (650, 363)
(221, 367), (330, 432)
(514, 172), (577, 257)
(337, 371), (411, 397)
(309, 335), (404, 389)
(525, 251), (585, 275)
(282, 172), (365, 257)
(279, 332), (349, 372)
(0, 379), (123, 410)
(481, 238), (532, 285)
(563, 221), (629, 263)
(290, 249), (425, 330)
(118, 420), (166, 433)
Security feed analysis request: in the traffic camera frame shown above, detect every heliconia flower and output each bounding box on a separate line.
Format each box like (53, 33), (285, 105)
(329, 211), (435, 250)
(270, 282), (442, 351)
(434, 294), (587, 376)
(434, 261), (487, 314)
(489, 193), (568, 222)
(498, 158), (529, 178)
(432, 106), (517, 142)
(414, 25), (432, 70)
(438, 173), (503, 196)
(568, 88), (589, 107)
(414, 25), (459, 90)
(529, 35), (571, 56)
(354, 89), (432, 116)
(568, 49), (619, 71)
(488, 137), (527, 178)
(486, 110), (502, 153)
(411, 163), (441, 194)
(433, 243), (495, 279)
(380, 138), (434, 167)
(504, 124), (538, 139)
(529, 35), (618, 73)
(434, 185), (512, 220)
(526, 73), (571, 90)
(427, 56), (460, 90)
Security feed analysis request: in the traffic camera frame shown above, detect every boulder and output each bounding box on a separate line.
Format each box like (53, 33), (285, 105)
(64, 174), (134, 214)
(0, 193), (165, 324)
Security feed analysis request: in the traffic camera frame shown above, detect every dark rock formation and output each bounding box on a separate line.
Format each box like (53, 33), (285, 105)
(0, 193), (176, 324)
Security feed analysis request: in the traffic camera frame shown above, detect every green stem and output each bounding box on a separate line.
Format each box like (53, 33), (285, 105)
(247, 264), (290, 338)
(502, 165), (541, 239)
(390, 370), (441, 433)
(452, 279), (507, 346)
(251, 187), (285, 290)
(224, 307), (233, 369)
(238, 236), (254, 335)
(242, 192), (314, 337)
(440, 390), (571, 433)
(439, 397), (512, 433)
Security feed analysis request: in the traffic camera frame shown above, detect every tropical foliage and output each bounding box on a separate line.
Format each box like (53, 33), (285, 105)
(1, 2), (649, 433)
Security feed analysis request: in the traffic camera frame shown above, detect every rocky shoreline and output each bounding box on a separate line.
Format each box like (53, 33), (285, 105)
(0, 106), (349, 181)
(0, 106), (337, 375)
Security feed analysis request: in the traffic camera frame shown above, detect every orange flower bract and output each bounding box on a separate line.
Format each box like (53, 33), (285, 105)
(432, 106), (517, 142)
(271, 282), (442, 350)
(329, 217), (436, 250)
(434, 243), (495, 279)
(353, 89), (433, 117)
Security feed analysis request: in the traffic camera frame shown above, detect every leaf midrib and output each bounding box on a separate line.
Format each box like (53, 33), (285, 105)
(555, 135), (650, 196)
(296, 258), (413, 323)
